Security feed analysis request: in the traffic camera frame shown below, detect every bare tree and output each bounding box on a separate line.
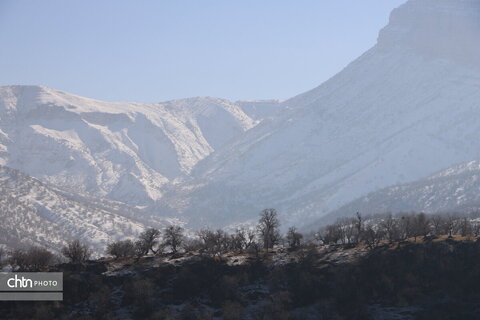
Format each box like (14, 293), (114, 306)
(319, 224), (343, 245)
(286, 227), (303, 249)
(351, 212), (364, 244)
(472, 221), (480, 237)
(136, 228), (161, 255)
(338, 217), (357, 245)
(413, 213), (430, 241)
(27, 247), (55, 271)
(162, 225), (184, 254)
(229, 229), (247, 251)
(183, 238), (204, 252)
(245, 229), (257, 249)
(197, 229), (213, 254)
(399, 215), (414, 240)
(363, 226), (383, 250)
(379, 214), (400, 243)
(107, 239), (136, 259)
(457, 217), (472, 237)
(198, 229), (229, 256)
(247, 240), (261, 258)
(257, 209), (281, 250)
(445, 214), (456, 238)
(430, 214), (446, 236)
(134, 240), (149, 258)
(61, 240), (91, 264)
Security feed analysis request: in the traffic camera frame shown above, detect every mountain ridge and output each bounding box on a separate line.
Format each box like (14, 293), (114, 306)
(0, 85), (282, 207)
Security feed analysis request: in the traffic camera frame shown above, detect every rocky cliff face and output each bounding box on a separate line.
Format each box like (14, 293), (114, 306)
(378, 0), (480, 67)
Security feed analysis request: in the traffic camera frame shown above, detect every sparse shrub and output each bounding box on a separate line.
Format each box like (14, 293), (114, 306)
(106, 239), (135, 259)
(9, 247), (55, 271)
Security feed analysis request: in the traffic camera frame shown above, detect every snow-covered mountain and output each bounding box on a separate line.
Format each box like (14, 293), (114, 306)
(0, 165), (173, 254)
(3, 0), (480, 234)
(158, 0), (480, 228)
(316, 159), (480, 226)
(0, 85), (256, 206)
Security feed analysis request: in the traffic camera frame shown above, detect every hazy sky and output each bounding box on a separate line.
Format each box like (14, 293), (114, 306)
(0, 0), (406, 102)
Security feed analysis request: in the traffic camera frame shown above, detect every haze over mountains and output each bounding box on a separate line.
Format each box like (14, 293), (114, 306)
(317, 159), (480, 227)
(2, 0), (480, 249)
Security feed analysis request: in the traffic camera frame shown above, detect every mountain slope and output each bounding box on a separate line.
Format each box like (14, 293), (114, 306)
(160, 0), (480, 228)
(0, 165), (172, 254)
(0, 85), (256, 206)
(317, 159), (480, 226)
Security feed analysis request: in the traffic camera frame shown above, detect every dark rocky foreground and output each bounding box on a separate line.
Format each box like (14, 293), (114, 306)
(1, 238), (480, 320)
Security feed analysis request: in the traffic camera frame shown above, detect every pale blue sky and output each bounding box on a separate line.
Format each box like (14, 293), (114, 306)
(0, 0), (406, 102)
